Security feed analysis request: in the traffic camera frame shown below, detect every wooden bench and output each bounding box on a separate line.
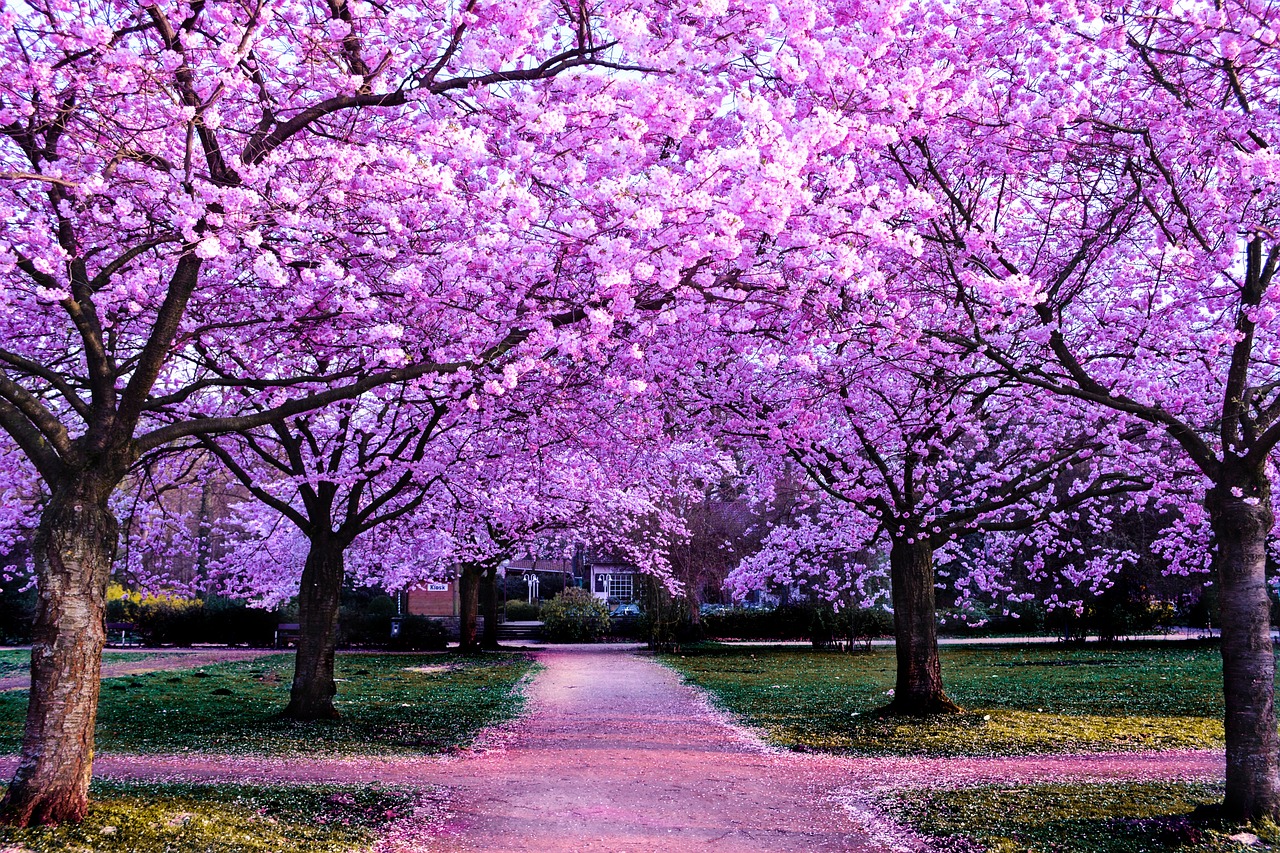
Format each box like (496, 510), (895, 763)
(105, 622), (142, 647)
(275, 623), (300, 648)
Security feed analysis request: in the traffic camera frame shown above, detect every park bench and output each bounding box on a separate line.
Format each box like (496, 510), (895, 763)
(105, 621), (142, 647)
(275, 623), (301, 648)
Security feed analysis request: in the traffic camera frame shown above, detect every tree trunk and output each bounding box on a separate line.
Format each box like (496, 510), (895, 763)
(283, 538), (345, 721)
(0, 478), (117, 826)
(457, 566), (482, 654)
(480, 566), (500, 651)
(885, 536), (959, 715)
(1208, 478), (1280, 822)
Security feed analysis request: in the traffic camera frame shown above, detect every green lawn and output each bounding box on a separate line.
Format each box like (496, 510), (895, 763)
(0, 649), (168, 680)
(0, 781), (419, 853)
(886, 782), (1275, 853)
(661, 643), (1226, 755)
(0, 652), (534, 756)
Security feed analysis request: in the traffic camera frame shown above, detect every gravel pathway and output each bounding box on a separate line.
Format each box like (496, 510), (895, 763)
(0, 645), (1225, 851)
(383, 645), (876, 852)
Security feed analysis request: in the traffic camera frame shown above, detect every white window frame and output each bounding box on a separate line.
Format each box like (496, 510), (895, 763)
(607, 573), (633, 602)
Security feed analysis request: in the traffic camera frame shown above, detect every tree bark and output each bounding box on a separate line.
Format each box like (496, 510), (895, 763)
(0, 477), (117, 826)
(282, 538), (345, 721)
(457, 565), (482, 654)
(480, 565), (500, 651)
(1208, 477), (1280, 822)
(885, 536), (960, 715)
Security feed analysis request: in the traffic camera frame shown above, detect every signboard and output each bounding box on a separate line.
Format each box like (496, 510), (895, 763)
(426, 582), (449, 592)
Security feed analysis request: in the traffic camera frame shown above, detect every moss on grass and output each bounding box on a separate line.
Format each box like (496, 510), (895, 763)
(886, 782), (1277, 852)
(781, 709), (1221, 756)
(661, 643), (1228, 755)
(0, 652), (533, 757)
(0, 781), (418, 853)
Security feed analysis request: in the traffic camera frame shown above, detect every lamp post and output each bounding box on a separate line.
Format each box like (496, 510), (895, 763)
(498, 560), (509, 622)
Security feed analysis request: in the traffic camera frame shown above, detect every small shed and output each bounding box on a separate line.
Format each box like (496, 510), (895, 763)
(403, 580), (458, 617)
(588, 560), (639, 605)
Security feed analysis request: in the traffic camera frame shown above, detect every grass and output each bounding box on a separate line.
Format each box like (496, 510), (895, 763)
(0, 649), (168, 680)
(660, 642), (1227, 755)
(0, 780), (420, 852)
(885, 782), (1277, 852)
(0, 650), (31, 680)
(0, 652), (534, 756)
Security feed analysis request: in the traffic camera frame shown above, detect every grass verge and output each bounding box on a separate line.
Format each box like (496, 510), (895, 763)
(0, 649), (168, 680)
(661, 643), (1226, 755)
(885, 782), (1276, 852)
(0, 780), (419, 853)
(0, 652), (533, 756)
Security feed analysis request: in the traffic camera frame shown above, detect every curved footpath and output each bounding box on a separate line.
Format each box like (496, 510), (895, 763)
(0, 646), (1226, 852)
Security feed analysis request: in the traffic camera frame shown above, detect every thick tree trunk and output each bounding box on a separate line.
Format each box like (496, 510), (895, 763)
(1208, 478), (1280, 822)
(283, 539), (345, 721)
(0, 478), (117, 826)
(480, 566), (500, 651)
(457, 566), (482, 654)
(886, 536), (959, 715)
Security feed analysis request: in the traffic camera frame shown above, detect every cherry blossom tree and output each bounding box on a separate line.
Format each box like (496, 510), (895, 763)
(0, 0), (918, 823)
(713, 325), (1147, 713)
(198, 388), (454, 719)
(878, 0), (1280, 820)
(423, 385), (710, 652)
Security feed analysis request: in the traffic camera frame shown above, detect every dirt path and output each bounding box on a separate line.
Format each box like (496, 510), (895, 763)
(380, 645), (880, 852)
(0, 646), (1224, 851)
(0, 648), (278, 692)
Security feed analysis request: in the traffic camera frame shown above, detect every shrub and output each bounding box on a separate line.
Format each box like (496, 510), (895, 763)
(144, 599), (205, 646)
(201, 596), (278, 646)
(107, 595), (203, 646)
(846, 606), (895, 650)
(809, 605), (839, 648)
(0, 585), (35, 644)
(635, 577), (703, 648)
(504, 600), (541, 621)
(106, 593), (280, 647)
(388, 616), (448, 651)
(701, 605), (812, 641)
(539, 589), (611, 643)
(700, 603), (894, 648)
(341, 594), (397, 646)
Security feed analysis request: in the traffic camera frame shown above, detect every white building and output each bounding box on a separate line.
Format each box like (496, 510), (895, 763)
(588, 558), (639, 604)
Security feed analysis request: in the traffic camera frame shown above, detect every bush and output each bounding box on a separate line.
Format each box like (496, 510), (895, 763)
(106, 593), (279, 647)
(341, 594), (397, 646)
(539, 589), (611, 643)
(107, 595), (203, 646)
(504, 600), (541, 621)
(388, 616), (448, 651)
(846, 606), (895, 650)
(701, 603), (894, 648)
(144, 599), (205, 646)
(809, 605), (839, 648)
(701, 605), (811, 641)
(0, 586), (36, 644)
(201, 596), (278, 646)
(639, 585), (702, 649)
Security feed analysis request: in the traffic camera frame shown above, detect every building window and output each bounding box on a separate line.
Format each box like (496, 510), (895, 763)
(595, 573), (606, 593)
(607, 573), (633, 602)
